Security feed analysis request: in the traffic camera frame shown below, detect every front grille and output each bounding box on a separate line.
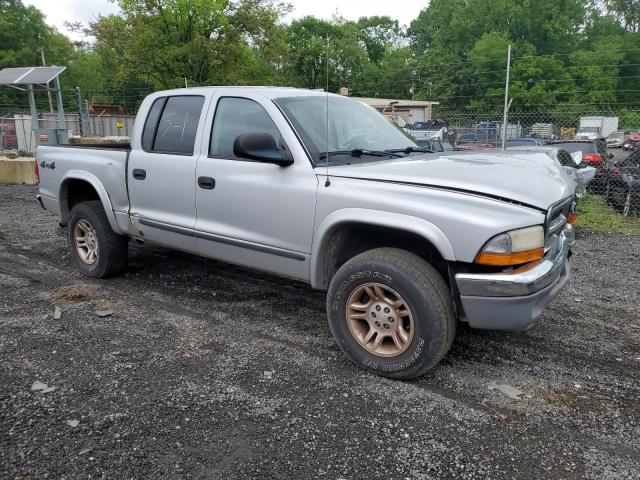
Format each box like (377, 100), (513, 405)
(545, 196), (575, 247)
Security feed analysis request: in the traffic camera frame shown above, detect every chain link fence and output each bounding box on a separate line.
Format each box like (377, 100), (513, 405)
(0, 105), (135, 155)
(1, 98), (638, 224)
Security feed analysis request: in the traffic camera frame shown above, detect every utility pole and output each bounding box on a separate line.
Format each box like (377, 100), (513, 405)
(75, 87), (84, 136)
(501, 44), (512, 151)
(39, 48), (54, 113)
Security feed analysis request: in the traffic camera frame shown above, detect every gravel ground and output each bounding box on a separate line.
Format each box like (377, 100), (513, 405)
(1, 184), (639, 479)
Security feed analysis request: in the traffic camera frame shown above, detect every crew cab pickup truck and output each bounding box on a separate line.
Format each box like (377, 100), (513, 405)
(37, 87), (577, 379)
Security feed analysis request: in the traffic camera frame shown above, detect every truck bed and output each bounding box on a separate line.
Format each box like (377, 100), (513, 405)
(36, 144), (131, 231)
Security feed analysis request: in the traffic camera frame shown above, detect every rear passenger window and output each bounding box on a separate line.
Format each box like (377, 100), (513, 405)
(143, 95), (205, 155)
(210, 97), (282, 158)
(142, 98), (166, 151)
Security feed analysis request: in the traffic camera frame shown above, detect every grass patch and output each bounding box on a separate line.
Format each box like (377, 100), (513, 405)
(576, 195), (640, 235)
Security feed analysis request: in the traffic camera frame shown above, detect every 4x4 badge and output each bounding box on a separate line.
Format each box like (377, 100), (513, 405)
(40, 161), (55, 170)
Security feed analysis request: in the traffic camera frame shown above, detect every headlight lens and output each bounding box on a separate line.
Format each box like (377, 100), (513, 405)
(475, 226), (545, 266)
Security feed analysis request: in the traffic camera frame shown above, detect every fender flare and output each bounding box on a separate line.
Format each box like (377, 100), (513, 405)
(310, 208), (456, 289)
(58, 170), (122, 235)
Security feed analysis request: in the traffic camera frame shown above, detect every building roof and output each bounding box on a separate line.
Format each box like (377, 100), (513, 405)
(351, 97), (439, 108)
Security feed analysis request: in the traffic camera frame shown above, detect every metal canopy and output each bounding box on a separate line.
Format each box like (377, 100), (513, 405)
(0, 66), (66, 85)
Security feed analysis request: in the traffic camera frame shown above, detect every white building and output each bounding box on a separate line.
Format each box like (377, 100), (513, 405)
(339, 88), (439, 125)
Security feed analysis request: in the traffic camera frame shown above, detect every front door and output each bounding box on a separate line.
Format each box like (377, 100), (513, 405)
(194, 92), (318, 281)
(128, 93), (209, 252)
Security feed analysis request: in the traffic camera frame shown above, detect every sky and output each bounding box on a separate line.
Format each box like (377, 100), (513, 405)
(23, 0), (426, 41)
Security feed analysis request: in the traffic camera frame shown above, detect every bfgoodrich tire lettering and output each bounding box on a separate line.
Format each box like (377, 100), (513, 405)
(327, 248), (455, 379)
(67, 200), (128, 278)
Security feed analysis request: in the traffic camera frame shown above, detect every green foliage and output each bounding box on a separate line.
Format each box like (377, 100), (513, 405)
(577, 195), (640, 235)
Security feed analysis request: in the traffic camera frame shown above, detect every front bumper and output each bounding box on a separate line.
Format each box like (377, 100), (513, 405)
(455, 224), (574, 330)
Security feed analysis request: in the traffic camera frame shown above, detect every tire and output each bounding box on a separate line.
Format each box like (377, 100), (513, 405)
(326, 248), (455, 380)
(67, 200), (128, 278)
(606, 179), (629, 213)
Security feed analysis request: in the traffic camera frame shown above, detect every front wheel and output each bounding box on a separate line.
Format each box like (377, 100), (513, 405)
(327, 248), (455, 379)
(67, 200), (128, 278)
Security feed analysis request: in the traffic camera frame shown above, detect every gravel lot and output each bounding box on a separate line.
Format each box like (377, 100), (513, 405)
(1, 184), (639, 479)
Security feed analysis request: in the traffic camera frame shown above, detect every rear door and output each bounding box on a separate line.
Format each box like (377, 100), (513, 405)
(128, 93), (209, 251)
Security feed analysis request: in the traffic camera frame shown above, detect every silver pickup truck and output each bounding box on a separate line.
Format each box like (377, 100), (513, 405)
(37, 87), (577, 379)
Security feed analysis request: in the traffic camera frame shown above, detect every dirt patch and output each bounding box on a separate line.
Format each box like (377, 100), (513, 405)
(53, 284), (99, 303)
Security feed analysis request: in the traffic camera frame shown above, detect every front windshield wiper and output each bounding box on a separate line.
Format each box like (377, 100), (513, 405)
(385, 147), (434, 154)
(319, 149), (404, 160)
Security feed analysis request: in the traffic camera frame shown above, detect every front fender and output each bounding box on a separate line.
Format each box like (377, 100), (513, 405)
(310, 208), (455, 289)
(59, 170), (122, 235)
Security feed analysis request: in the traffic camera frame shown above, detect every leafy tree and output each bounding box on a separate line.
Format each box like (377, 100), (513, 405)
(604, 0), (640, 32)
(89, 0), (289, 89)
(355, 16), (402, 64)
(285, 16), (368, 90)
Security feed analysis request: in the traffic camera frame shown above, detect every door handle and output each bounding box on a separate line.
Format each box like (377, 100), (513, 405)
(132, 168), (146, 180)
(198, 176), (216, 189)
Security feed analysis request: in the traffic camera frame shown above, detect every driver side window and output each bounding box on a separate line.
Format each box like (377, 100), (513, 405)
(210, 97), (283, 158)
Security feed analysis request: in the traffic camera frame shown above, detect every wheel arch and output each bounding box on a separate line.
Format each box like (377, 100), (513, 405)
(310, 208), (456, 290)
(59, 171), (122, 234)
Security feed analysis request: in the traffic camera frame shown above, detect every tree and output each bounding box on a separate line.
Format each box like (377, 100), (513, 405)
(0, 0), (78, 106)
(89, 0), (289, 89)
(355, 16), (402, 64)
(286, 17), (369, 90)
(603, 0), (640, 32)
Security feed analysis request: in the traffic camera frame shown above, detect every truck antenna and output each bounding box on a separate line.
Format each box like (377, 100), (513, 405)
(325, 36), (331, 187)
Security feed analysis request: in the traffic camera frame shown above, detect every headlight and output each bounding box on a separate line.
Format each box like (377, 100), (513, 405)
(475, 225), (545, 266)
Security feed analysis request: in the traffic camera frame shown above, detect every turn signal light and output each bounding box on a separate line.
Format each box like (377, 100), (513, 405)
(567, 213), (578, 224)
(475, 247), (545, 266)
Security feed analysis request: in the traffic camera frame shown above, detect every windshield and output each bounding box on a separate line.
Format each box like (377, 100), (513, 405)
(578, 127), (599, 133)
(274, 95), (417, 164)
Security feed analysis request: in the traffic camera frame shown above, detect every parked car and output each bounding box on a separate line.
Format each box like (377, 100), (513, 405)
(505, 137), (547, 147)
(36, 87), (578, 379)
(414, 138), (455, 152)
(606, 130), (631, 148)
(0, 122), (18, 150)
(507, 145), (596, 196)
(623, 134), (640, 151)
(547, 140), (613, 189)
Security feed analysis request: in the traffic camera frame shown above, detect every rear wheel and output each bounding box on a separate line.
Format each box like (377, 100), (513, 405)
(327, 248), (455, 379)
(606, 179), (631, 214)
(67, 200), (128, 278)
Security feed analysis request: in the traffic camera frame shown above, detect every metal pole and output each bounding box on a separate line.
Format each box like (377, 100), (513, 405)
(39, 49), (54, 113)
(75, 86), (83, 136)
(53, 74), (65, 130)
(27, 84), (38, 149)
(501, 44), (511, 150)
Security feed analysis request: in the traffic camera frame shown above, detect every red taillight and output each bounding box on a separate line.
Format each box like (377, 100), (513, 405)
(34, 159), (40, 184)
(582, 153), (603, 165)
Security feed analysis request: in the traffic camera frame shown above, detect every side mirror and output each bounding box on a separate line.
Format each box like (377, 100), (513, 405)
(233, 132), (293, 166)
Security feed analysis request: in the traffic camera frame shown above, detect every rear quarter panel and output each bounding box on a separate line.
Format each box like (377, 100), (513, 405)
(37, 146), (130, 227)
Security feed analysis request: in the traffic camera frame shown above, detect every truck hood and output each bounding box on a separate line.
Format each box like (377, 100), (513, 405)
(324, 151), (575, 210)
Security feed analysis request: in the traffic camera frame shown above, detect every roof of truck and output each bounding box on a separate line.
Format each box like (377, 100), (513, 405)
(150, 86), (338, 100)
